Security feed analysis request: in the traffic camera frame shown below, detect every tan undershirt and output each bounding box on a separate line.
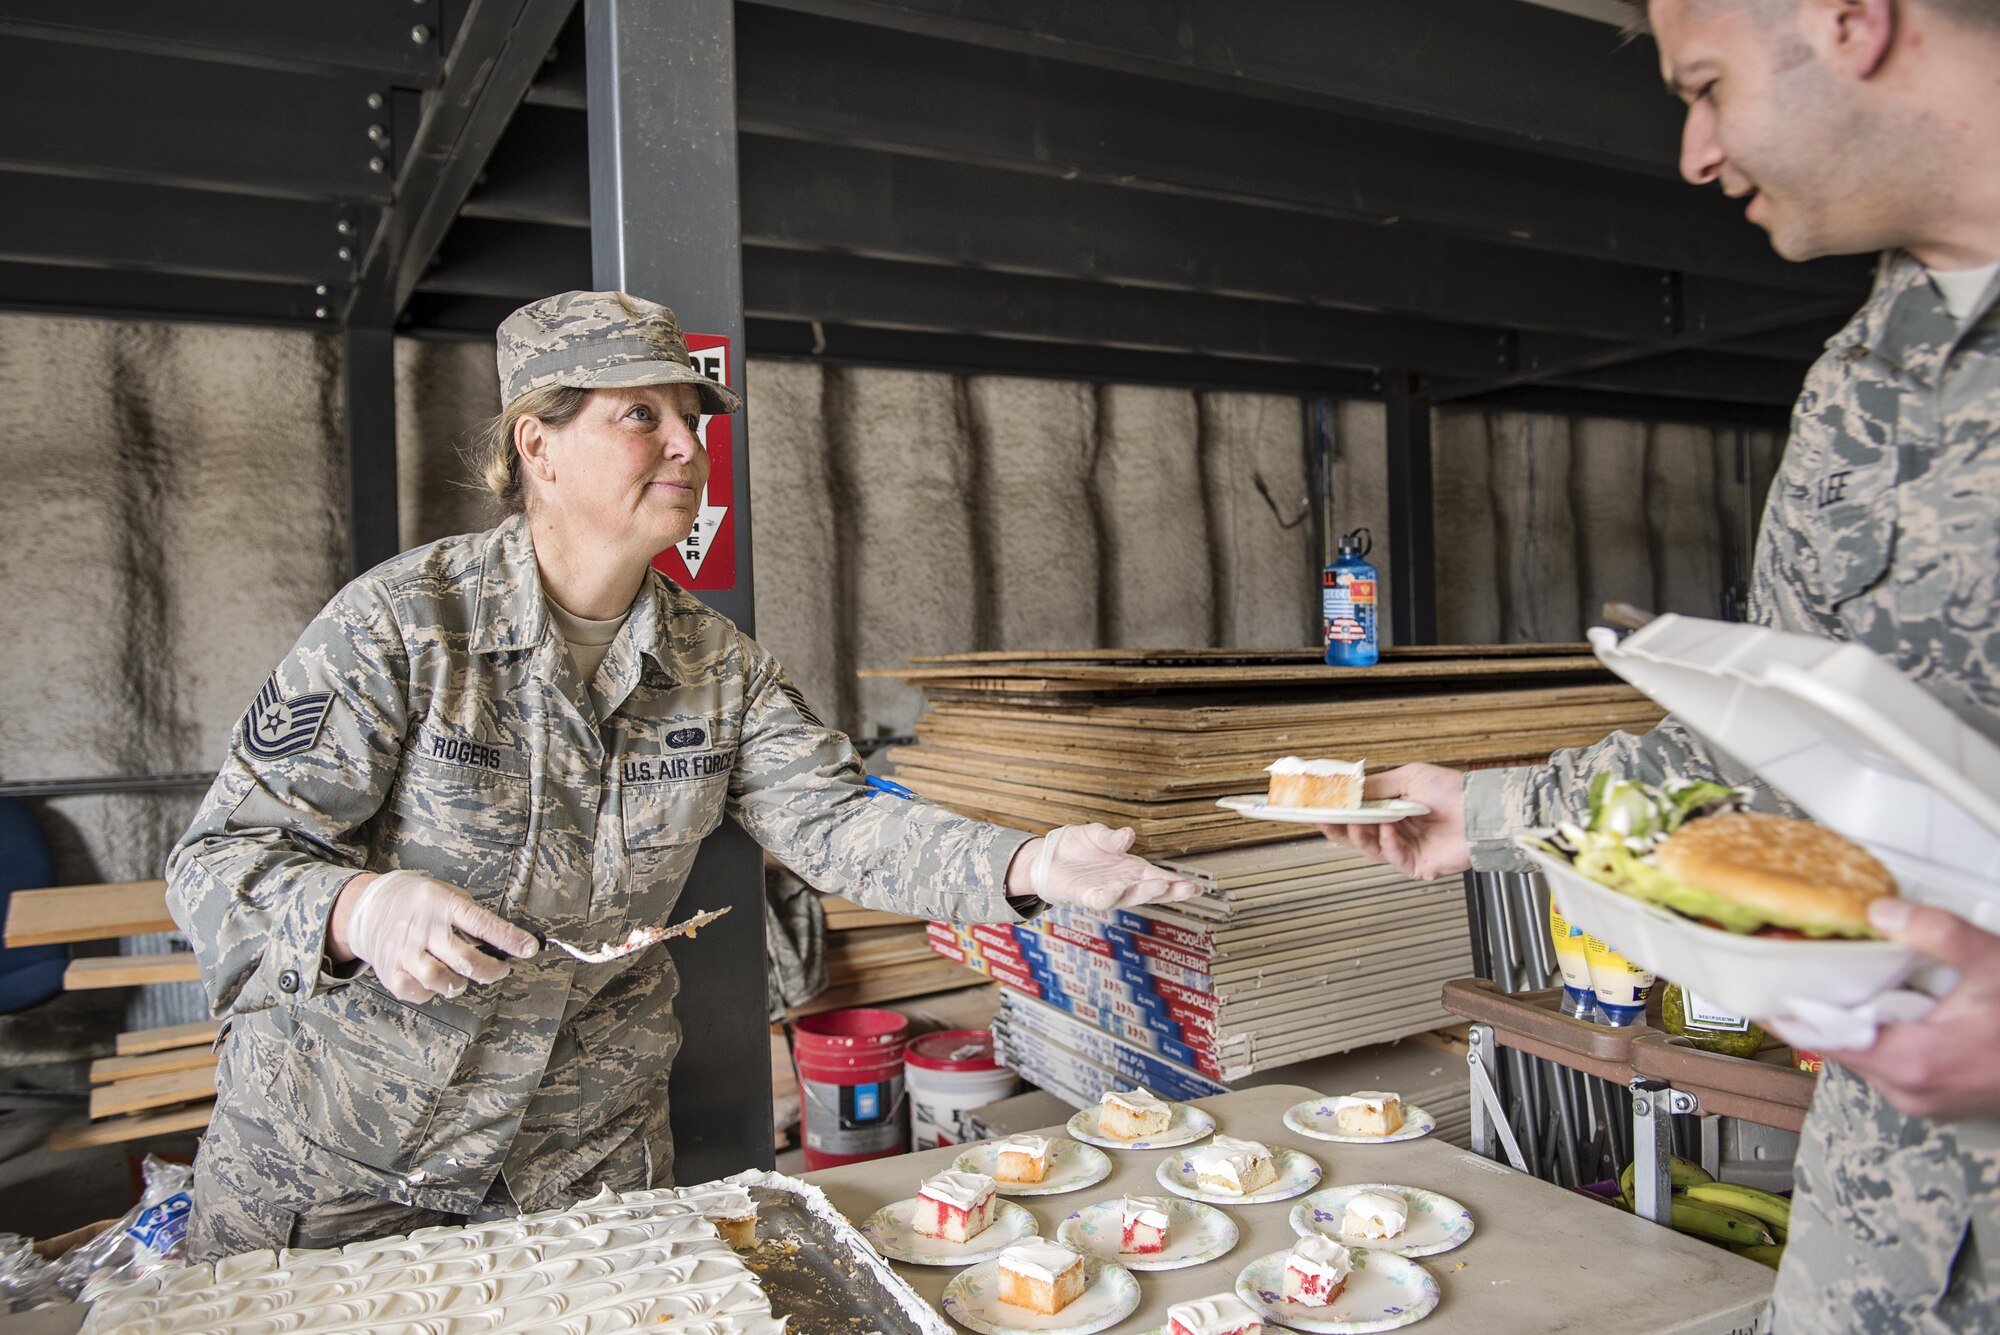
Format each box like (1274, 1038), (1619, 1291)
(544, 594), (629, 682)
(1928, 260), (1999, 323)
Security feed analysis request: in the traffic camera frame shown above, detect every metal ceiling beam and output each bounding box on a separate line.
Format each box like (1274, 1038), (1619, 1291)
(0, 260), (335, 330)
(1545, 350), (1810, 406)
(1444, 385), (1791, 430)
(345, 0), (577, 327)
(0, 0), (447, 84)
(746, 0), (1684, 176)
(0, 37), (391, 202)
(731, 6), (1868, 296)
(0, 172), (369, 286)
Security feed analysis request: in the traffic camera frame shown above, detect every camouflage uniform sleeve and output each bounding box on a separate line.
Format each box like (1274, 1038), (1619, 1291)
(727, 641), (1035, 924)
(165, 577), (411, 1017)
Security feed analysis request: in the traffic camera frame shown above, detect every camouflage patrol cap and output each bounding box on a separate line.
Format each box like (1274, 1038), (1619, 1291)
(495, 290), (743, 414)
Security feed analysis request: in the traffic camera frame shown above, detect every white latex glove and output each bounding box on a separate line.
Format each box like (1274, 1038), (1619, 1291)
(1019, 824), (1203, 911)
(334, 869), (539, 1004)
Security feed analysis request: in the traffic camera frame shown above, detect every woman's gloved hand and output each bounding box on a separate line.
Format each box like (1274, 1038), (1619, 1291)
(1009, 824), (1203, 911)
(328, 870), (540, 1004)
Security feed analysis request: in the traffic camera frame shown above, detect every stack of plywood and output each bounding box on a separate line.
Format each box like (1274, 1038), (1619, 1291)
(874, 645), (1663, 857)
(786, 895), (993, 1018)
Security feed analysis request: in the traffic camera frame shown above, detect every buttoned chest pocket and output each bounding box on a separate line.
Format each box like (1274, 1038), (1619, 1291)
(620, 770), (730, 851)
(381, 756), (532, 903)
(1804, 367), (1900, 612)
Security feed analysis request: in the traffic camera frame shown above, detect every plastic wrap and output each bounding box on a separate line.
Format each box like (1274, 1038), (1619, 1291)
(55, 1155), (193, 1302)
(0, 1234), (63, 1313)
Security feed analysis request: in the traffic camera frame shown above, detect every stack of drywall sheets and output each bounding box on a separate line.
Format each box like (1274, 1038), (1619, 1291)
(877, 646), (1662, 858)
(929, 839), (1472, 1083)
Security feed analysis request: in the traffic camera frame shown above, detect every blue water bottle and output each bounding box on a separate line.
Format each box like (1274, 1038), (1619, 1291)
(1322, 528), (1380, 667)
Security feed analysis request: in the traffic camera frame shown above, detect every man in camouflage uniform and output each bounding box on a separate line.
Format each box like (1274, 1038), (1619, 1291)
(1331, 2), (2000, 1329)
(169, 290), (1197, 1260)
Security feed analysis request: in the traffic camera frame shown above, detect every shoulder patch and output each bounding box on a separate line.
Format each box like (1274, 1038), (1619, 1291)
(243, 676), (334, 761)
(778, 680), (824, 729)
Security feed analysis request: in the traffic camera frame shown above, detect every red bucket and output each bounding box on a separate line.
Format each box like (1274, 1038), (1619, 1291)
(793, 1009), (910, 1171)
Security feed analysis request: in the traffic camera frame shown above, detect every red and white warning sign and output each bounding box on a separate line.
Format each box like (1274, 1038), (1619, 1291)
(652, 333), (736, 590)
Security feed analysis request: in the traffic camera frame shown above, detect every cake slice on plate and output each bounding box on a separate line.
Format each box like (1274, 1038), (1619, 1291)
(1099, 1087), (1173, 1140)
(1167, 1293), (1265, 1335)
(1342, 1188), (1408, 1241)
(1335, 1091), (1405, 1137)
(1187, 1135), (1277, 1196)
(993, 1133), (1054, 1184)
(997, 1241), (1087, 1315)
(914, 1170), (998, 1244)
(1265, 757), (1364, 810)
(1119, 1195), (1170, 1254)
(1282, 1235), (1352, 1307)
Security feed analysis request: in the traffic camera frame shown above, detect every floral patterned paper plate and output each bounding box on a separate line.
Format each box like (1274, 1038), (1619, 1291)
(1283, 1097), (1436, 1144)
(861, 1198), (1041, 1266)
(1155, 1146), (1322, 1205)
(1289, 1184), (1475, 1259)
(1066, 1101), (1216, 1151)
(1055, 1195), (1238, 1271)
(953, 1139), (1114, 1197)
(1235, 1248), (1440, 1333)
(941, 1255), (1140, 1335)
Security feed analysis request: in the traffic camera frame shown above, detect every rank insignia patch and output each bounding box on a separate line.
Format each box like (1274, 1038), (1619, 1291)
(779, 680), (823, 729)
(243, 676), (334, 760)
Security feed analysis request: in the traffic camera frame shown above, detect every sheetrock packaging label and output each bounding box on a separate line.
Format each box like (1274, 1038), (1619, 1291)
(1684, 990), (1753, 1032)
(800, 1073), (906, 1155)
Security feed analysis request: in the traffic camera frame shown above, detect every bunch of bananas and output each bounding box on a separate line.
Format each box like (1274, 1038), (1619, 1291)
(1616, 1157), (1792, 1268)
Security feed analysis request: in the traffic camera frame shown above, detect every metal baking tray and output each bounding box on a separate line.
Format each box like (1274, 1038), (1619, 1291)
(732, 1171), (953, 1335)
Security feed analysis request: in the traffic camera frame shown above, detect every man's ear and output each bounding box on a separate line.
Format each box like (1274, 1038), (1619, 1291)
(516, 415), (557, 485)
(1800, 0), (1896, 81)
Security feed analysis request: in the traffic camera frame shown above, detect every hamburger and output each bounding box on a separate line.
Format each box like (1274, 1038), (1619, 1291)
(1531, 777), (1898, 940)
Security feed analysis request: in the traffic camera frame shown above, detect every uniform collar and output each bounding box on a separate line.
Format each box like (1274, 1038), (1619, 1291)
(1832, 250), (1977, 385)
(467, 514), (676, 674)
(594, 568), (675, 712)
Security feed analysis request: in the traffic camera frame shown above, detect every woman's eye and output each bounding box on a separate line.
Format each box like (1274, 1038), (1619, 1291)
(682, 414), (701, 434)
(627, 405), (651, 421)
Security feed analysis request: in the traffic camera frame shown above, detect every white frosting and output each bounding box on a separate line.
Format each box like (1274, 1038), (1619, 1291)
(1335, 1091), (1400, 1112)
(1287, 1234), (1353, 1283)
(1188, 1134), (1271, 1191)
(1168, 1294), (1262, 1335)
(1342, 1189), (1409, 1238)
(919, 1170), (997, 1210)
(1266, 757), (1363, 777)
(998, 1240), (1083, 1285)
(1102, 1086), (1170, 1117)
(994, 1133), (1053, 1160)
(1121, 1195), (1171, 1231)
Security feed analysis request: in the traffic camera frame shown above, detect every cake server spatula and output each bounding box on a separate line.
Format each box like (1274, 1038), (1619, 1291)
(478, 905), (734, 963)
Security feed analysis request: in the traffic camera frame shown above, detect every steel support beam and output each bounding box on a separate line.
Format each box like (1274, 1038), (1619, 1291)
(1446, 385), (1791, 431)
(0, 260), (335, 330)
(748, 0), (1683, 176)
(342, 325), (400, 578)
(1384, 372), (1437, 647)
(345, 0), (576, 328)
(586, 0), (773, 1185)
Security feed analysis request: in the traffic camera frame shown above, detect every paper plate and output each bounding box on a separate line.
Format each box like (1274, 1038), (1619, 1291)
(1283, 1098), (1436, 1145)
(954, 1139), (1114, 1197)
(860, 1197), (1041, 1266)
(1066, 1101), (1216, 1151)
(1056, 1196), (1239, 1271)
(1235, 1248), (1440, 1333)
(1156, 1146), (1321, 1205)
(942, 1256), (1140, 1335)
(1216, 796), (1430, 826)
(1290, 1184), (1475, 1259)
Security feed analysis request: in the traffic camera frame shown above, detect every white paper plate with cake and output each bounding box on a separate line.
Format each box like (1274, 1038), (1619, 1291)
(862, 1168), (1041, 1265)
(1236, 1244), (1441, 1334)
(1155, 1135), (1321, 1205)
(1290, 1184), (1474, 1259)
(1219, 758), (1429, 826)
(954, 1135), (1113, 1197)
(1066, 1087), (1216, 1150)
(1283, 1092), (1433, 1144)
(942, 1245), (1140, 1335)
(1057, 1194), (1239, 1271)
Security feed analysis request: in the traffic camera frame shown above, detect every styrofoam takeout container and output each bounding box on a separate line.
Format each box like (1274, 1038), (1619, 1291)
(1537, 616), (2000, 1022)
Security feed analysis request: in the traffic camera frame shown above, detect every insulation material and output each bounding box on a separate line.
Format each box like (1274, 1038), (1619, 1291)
(1093, 384), (1212, 648)
(1646, 421), (1727, 619)
(745, 359), (849, 731)
(826, 367), (981, 736)
(1569, 417), (1656, 623)
(965, 376), (1102, 650)
(1327, 399), (1393, 646)
(396, 337), (502, 549)
(1429, 408), (1504, 645)
(1199, 391), (1314, 647)
(1489, 411), (1582, 643)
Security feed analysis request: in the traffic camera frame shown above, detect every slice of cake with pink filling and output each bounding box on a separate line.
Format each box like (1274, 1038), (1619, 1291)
(1119, 1195), (1170, 1254)
(1167, 1293), (1265, 1335)
(913, 1169), (997, 1244)
(1282, 1235), (1352, 1307)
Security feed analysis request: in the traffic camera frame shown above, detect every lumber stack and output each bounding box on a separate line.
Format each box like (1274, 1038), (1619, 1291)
(787, 895), (993, 1018)
(932, 839), (1471, 1083)
(874, 645), (1663, 858)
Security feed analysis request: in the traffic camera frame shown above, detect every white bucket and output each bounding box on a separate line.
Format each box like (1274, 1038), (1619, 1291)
(904, 1029), (1019, 1150)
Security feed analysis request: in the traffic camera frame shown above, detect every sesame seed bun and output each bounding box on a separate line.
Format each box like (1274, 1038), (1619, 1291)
(1656, 811), (1897, 936)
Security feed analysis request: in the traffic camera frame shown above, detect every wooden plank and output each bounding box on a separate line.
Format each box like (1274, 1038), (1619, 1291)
(48, 1101), (214, 1153)
(90, 1047), (219, 1085)
(903, 643), (1592, 666)
(116, 1020), (219, 1056)
(89, 1065), (217, 1120)
(789, 963), (989, 1018)
(4, 879), (172, 947)
(864, 655), (1610, 691)
(64, 953), (200, 990)
(822, 896), (919, 931)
